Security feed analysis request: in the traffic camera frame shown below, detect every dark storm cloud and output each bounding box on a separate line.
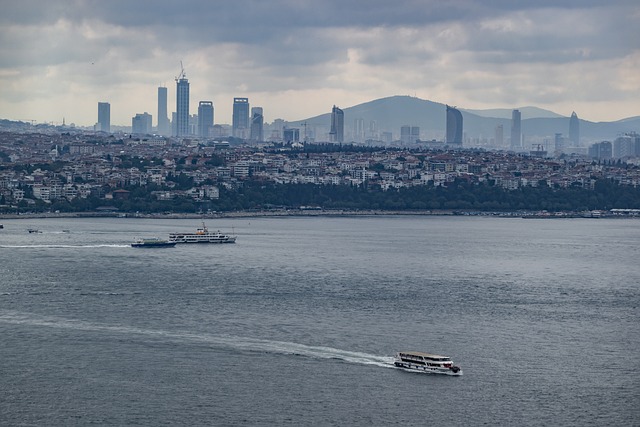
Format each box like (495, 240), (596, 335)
(0, 0), (638, 124)
(4, 0), (635, 35)
(3, 1), (637, 68)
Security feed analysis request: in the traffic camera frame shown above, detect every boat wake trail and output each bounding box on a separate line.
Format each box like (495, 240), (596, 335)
(0, 244), (130, 249)
(0, 311), (395, 369)
(219, 337), (395, 368)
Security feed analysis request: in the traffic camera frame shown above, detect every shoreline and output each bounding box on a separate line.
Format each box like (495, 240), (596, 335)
(0, 209), (457, 220)
(1, 208), (636, 220)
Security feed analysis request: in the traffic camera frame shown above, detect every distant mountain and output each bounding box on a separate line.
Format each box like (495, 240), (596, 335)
(290, 95), (640, 142)
(460, 106), (564, 120)
(617, 116), (640, 123)
(290, 95), (448, 132)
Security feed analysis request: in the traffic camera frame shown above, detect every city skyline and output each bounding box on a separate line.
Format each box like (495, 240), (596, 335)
(0, 1), (639, 126)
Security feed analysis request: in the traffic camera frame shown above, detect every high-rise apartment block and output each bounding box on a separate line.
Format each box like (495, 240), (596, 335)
(330, 105), (344, 143)
(400, 125), (420, 145)
(132, 112), (152, 134)
(198, 101), (214, 138)
(613, 132), (640, 159)
(250, 107), (264, 141)
(175, 74), (190, 137)
(588, 141), (612, 160)
(157, 87), (170, 136)
(97, 102), (110, 133)
(232, 98), (250, 138)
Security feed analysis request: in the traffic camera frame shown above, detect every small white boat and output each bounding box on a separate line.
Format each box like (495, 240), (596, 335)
(394, 351), (462, 375)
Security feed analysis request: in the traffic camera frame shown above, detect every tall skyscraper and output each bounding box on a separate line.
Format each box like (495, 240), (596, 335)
(175, 71), (190, 137)
(132, 112), (152, 134)
(446, 105), (463, 145)
(250, 107), (264, 141)
(495, 124), (504, 147)
(157, 86), (169, 136)
(232, 98), (250, 138)
(555, 133), (564, 154)
(569, 111), (580, 146)
(411, 126), (420, 143)
(329, 105), (344, 143)
(198, 101), (214, 138)
(510, 109), (522, 150)
(97, 102), (110, 133)
(400, 125), (411, 144)
(354, 118), (365, 142)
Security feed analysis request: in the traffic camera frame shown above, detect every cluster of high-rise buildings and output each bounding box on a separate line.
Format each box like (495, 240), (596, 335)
(96, 69), (273, 142)
(94, 68), (591, 154)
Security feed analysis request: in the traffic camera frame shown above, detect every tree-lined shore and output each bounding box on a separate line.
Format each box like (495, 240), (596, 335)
(2, 179), (640, 217)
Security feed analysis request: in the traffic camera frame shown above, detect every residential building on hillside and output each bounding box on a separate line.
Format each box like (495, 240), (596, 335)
(588, 141), (612, 160)
(132, 112), (152, 134)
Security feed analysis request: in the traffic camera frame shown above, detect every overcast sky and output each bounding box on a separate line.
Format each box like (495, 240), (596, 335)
(1, 0), (638, 127)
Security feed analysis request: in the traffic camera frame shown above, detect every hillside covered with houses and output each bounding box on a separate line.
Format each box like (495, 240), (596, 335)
(1, 129), (640, 215)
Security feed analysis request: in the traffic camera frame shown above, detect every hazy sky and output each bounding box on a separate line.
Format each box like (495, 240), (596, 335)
(1, 0), (638, 126)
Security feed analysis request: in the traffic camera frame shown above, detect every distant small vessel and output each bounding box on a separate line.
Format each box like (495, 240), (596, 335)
(0, 224), (3, 229)
(169, 222), (236, 244)
(27, 228), (41, 233)
(131, 237), (177, 248)
(394, 351), (462, 376)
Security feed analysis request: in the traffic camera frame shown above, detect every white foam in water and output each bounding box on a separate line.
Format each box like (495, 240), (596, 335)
(0, 311), (395, 369)
(0, 244), (130, 248)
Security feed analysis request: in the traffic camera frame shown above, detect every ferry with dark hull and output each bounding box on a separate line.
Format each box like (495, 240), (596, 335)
(394, 351), (462, 376)
(131, 237), (177, 248)
(168, 222), (236, 244)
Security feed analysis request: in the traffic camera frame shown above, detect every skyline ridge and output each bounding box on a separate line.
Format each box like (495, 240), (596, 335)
(5, 96), (640, 128)
(6, 94), (638, 128)
(3, 94), (638, 144)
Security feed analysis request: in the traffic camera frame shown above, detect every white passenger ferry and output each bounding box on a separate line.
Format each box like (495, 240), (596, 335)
(394, 351), (462, 375)
(168, 222), (236, 244)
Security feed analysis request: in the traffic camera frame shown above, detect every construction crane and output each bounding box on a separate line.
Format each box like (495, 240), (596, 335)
(530, 143), (547, 158)
(175, 61), (186, 81)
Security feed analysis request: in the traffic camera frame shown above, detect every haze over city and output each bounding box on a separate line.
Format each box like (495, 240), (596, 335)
(1, 0), (639, 126)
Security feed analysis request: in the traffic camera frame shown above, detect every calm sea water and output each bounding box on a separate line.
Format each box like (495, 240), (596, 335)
(1, 216), (638, 426)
